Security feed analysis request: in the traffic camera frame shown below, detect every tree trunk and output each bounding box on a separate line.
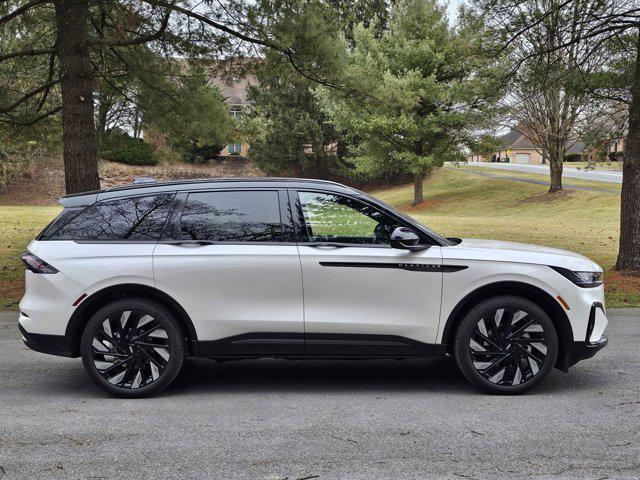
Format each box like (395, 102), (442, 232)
(615, 34), (640, 275)
(548, 146), (563, 192)
(95, 95), (109, 149)
(54, 0), (100, 194)
(413, 173), (425, 206)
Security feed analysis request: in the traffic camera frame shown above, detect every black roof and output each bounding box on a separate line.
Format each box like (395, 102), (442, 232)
(60, 177), (355, 207)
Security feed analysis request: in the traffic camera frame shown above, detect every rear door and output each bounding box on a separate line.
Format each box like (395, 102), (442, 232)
(291, 189), (444, 356)
(153, 189), (304, 356)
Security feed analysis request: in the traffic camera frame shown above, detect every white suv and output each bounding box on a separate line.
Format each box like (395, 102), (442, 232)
(19, 178), (608, 397)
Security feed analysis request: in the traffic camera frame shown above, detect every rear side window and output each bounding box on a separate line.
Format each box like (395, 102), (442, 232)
(180, 191), (282, 242)
(41, 194), (175, 241)
(38, 207), (83, 240)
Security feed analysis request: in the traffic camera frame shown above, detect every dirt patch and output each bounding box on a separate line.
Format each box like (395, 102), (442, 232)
(400, 199), (443, 213)
(0, 163), (66, 207)
(0, 277), (24, 308)
(0, 156), (264, 206)
(606, 270), (640, 294)
(517, 190), (571, 205)
(99, 157), (263, 189)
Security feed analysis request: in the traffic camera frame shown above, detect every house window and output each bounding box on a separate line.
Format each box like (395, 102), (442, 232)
(230, 107), (242, 118)
(228, 143), (242, 154)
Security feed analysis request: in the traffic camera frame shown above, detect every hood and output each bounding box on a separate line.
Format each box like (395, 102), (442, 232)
(442, 238), (601, 272)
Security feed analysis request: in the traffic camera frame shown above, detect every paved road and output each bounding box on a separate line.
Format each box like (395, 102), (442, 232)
(1, 310), (639, 480)
(462, 162), (623, 184)
(451, 167), (618, 194)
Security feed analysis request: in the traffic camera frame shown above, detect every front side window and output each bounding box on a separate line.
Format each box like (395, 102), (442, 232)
(297, 192), (402, 245)
(42, 194), (175, 241)
(180, 190), (282, 242)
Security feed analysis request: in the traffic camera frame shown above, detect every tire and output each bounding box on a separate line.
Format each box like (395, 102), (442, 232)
(453, 295), (558, 394)
(81, 298), (185, 398)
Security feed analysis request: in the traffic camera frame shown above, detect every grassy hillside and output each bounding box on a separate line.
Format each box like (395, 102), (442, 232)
(0, 167), (637, 308)
(0, 206), (61, 308)
(373, 168), (637, 307)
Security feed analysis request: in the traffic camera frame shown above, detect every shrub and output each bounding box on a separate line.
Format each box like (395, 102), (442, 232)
(100, 130), (158, 166)
(183, 143), (224, 163)
(564, 153), (581, 162)
(609, 152), (624, 162)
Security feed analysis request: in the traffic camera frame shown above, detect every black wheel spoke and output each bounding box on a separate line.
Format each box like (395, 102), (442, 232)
(480, 352), (511, 378)
(138, 346), (167, 369)
(519, 354), (534, 381)
(470, 350), (508, 358)
(469, 307), (548, 387)
(90, 309), (170, 390)
(472, 331), (503, 351)
(507, 317), (535, 340)
(501, 354), (519, 385)
(99, 355), (133, 375)
(515, 344), (545, 366)
(131, 324), (162, 342)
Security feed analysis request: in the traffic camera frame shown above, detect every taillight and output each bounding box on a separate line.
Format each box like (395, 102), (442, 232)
(20, 252), (58, 274)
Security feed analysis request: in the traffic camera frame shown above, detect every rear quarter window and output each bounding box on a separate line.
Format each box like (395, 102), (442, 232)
(41, 194), (175, 241)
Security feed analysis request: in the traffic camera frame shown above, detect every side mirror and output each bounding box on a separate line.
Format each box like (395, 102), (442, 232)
(390, 227), (428, 251)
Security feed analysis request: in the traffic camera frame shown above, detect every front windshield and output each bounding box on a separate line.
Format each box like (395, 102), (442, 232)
(354, 188), (454, 246)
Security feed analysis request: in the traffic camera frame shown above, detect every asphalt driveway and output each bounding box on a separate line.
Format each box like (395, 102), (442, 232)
(1, 309), (638, 480)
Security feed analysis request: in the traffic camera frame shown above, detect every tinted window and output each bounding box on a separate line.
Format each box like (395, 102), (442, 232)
(42, 194), (174, 241)
(38, 207), (83, 239)
(180, 191), (282, 242)
(298, 192), (402, 245)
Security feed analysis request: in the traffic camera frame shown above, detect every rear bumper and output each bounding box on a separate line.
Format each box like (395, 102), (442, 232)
(18, 324), (78, 358)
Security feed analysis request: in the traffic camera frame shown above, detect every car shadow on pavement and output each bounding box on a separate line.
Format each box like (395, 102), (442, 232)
(3, 353), (613, 399)
(163, 356), (613, 396)
(169, 356), (470, 395)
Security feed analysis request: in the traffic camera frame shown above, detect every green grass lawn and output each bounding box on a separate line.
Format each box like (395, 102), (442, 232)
(0, 206), (61, 308)
(0, 167), (637, 308)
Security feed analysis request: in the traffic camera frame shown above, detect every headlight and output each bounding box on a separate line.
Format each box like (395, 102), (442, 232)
(550, 266), (603, 288)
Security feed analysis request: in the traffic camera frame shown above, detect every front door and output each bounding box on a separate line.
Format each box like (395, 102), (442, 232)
(293, 190), (443, 356)
(153, 189), (304, 356)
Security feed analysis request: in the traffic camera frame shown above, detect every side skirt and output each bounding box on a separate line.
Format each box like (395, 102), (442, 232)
(193, 332), (447, 360)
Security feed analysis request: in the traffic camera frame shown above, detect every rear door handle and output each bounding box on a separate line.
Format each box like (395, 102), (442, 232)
(165, 240), (215, 246)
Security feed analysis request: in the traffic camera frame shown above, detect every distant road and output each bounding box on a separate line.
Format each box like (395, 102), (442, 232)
(451, 167), (618, 194)
(457, 162), (623, 184)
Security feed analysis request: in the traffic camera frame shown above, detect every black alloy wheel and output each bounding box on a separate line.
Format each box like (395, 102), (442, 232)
(81, 298), (184, 397)
(454, 296), (558, 394)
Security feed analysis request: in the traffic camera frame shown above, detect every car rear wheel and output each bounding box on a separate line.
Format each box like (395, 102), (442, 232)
(454, 295), (558, 394)
(81, 298), (184, 398)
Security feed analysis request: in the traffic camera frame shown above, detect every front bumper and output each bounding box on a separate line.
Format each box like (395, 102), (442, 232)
(18, 324), (78, 358)
(567, 336), (608, 368)
(563, 302), (608, 369)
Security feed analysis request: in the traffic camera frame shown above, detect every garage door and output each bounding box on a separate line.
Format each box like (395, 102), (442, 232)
(514, 153), (531, 164)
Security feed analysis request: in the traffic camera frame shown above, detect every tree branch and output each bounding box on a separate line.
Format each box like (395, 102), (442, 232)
(0, 47), (54, 63)
(142, 0), (284, 52)
(0, 105), (61, 126)
(0, 79), (61, 113)
(0, 0), (49, 26)
(92, 5), (172, 48)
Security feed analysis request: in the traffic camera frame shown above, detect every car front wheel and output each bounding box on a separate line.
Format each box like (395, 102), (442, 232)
(454, 295), (558, 394)
(80, 298), (185, 398)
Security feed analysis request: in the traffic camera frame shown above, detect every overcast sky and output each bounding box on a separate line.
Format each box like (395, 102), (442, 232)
(446, 0), (465, 21)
